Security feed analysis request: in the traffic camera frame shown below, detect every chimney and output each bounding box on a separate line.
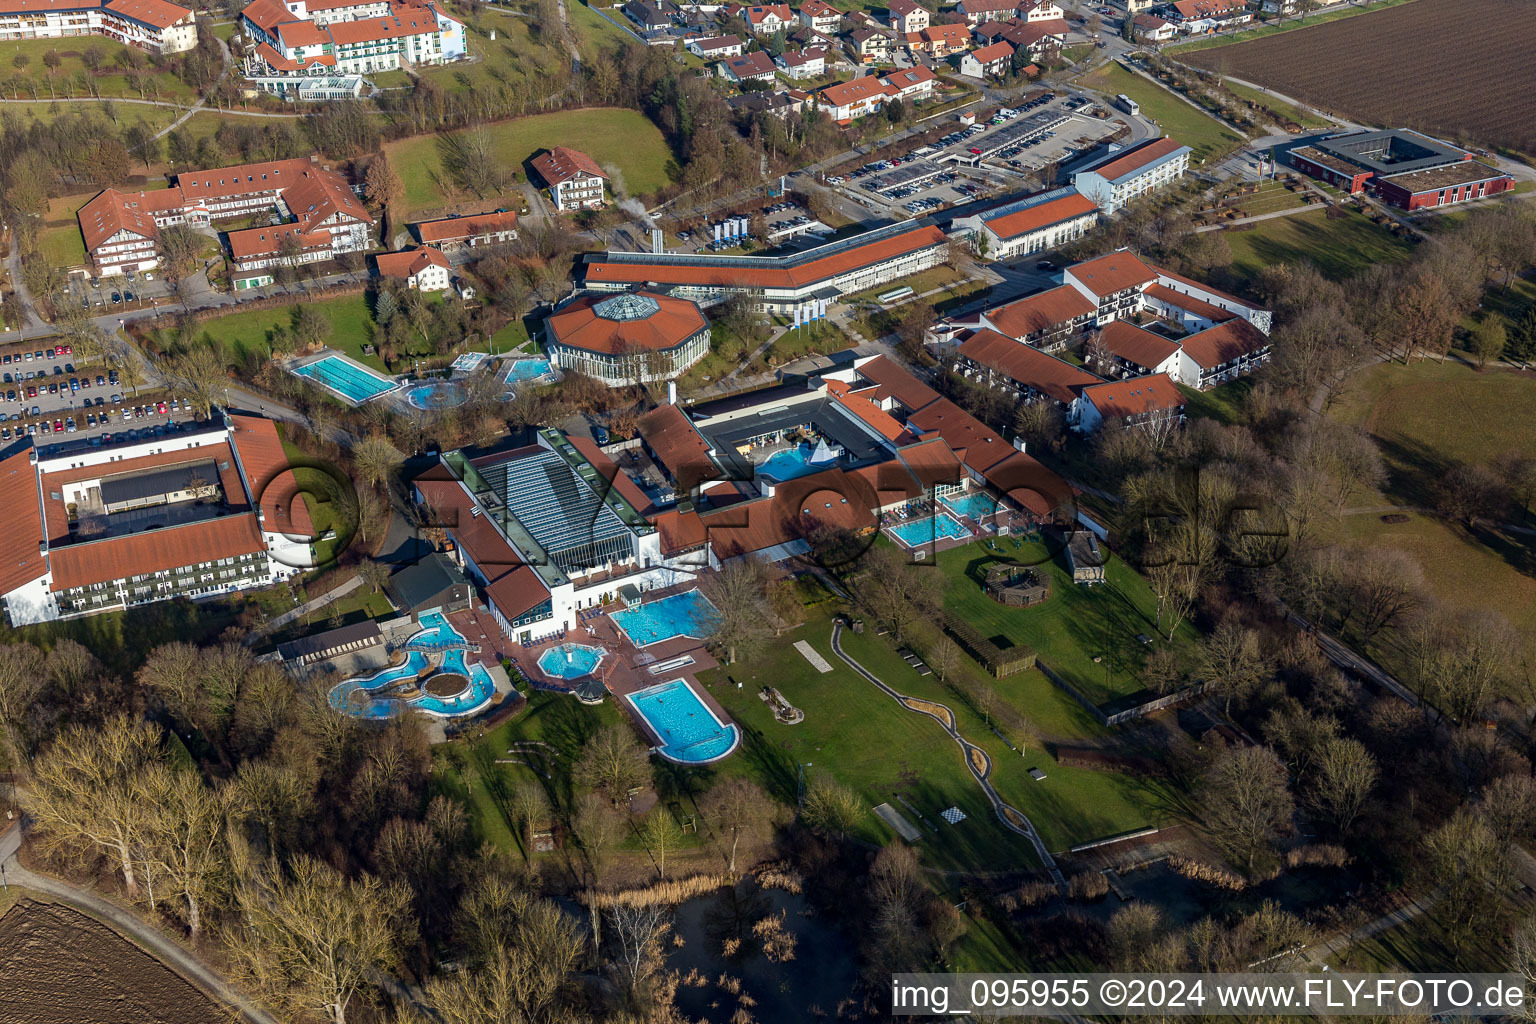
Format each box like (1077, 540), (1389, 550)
(667, 380), (677, 405)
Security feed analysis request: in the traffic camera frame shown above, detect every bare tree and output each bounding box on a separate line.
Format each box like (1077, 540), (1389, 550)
(608, 904), (669, 1000)
(230, 855), (414, 1024)
(356, 558), (391, 595)
(1199, 618), (1266, 718)
(351, 434), (406, 493)
(699, 777), (772, 875)
(697, 560), (775, 664)
(29, 714), (164, 895)
(163, 346), (228, 418)
(1308, 736), (1376, 836)
(860, 544), (944, 643)
(801, 777), (863, 838)
(639, 809), (679, 880)
(572, 725), (650, 808)
(1342, 546), (1423, 644)
(139, 765), (230, 939)
(1201, 745), (1294, 872)
(0, 642), (45, 775)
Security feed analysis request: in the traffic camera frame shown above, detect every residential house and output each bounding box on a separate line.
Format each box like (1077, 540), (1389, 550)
(737, 2), (794, 33)
(903, 21), (968, 56)
(815, 75), (891, 121)
(879, 64), (937, 102)
(943, 284), (1097, 351)
(958, 38), (1014, 77)
(847, 26), (892, 62)
(0, 0), (198, 54)
(721, 50), (779, 83)
(776, 47), (828, 78)
(688, 32), (744, 57)
(1072, 136), (1191, 212)
(1164, 0), (1249, 32)
(1015, 0), (1063, 21)
(886, 0), (929, 34)
(375, 246), (452, 291)
(953, 0), (1016, 26)
(1074, 373), (1186, 433)
(953, 328), (1103, 417)
(1087, 319), (1183, 380)
(1130, 12), (1174, 39)
(530, 147), (608, 212)
(797, 0), (841, 32)
(989, 16), (1067, 60)
(729, 88), (811, 117)
(622, 0), (676, 29)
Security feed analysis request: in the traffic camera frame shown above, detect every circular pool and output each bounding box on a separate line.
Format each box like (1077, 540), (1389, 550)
(537, 643), (606, 680)
(406, 381), (467, 410)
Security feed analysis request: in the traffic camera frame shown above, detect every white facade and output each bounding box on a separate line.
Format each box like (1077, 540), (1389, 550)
(1072, 144), (1191, 213)
(550, 173), (606, 212)
(0, 0), (197, 55)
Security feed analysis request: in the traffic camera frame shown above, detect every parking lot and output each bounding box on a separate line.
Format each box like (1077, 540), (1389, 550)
(0, 343), (181, 443)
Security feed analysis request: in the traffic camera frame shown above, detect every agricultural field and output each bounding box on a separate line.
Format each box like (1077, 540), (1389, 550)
(0, 896), (226, 1023)
(1184, 0), (1536, 157)
(1074, 63), (1245, 167)
(382, 107), (673, 213)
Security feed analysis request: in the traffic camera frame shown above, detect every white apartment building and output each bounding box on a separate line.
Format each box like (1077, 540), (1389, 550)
(1071, 136), (1192, 213)
(0, 0), (196, 54)
(531, 147), (609, 212)
(240, 0), (466, 79)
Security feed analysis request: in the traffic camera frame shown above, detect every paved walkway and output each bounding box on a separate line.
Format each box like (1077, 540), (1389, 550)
(0, 822), (279, 1024)
(256, 573), (364, 636)
(828, 621), (1066, 888)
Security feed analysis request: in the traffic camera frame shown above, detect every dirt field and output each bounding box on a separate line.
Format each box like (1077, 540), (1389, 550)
(0, 898), (225, 1024)
(1184, 0), (1536, 156)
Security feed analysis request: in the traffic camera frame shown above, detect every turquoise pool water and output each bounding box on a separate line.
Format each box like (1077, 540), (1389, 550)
(889, 512), (972, 547)
(626, 678), (739, 763)
(537, 643), (606, 680)
(504, 358), (554, 383)
(758, 445), (831, 482)
(942, 491), (999, 521)
(413, 650), (497, 716)
(611, 590), (720, 647)
(328, 650), (429, 720)
(406, 382), (466, 409)
(294, 355), (396, 404)
(406, 611), (467, 650)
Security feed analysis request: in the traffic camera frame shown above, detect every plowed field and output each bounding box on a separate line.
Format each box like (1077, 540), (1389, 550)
(0, 898), (223, 1024)
(1185, 0), (1536, 156)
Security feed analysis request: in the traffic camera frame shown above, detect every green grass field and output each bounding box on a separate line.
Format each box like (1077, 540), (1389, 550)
(1221, 206), (1415, 284)
(164, 294), (384, 370)
(1074, 63), (1245, 167)
(39, 190), (100, 268)
(383, 107), (674, 213)
(0, 37), (196, 101)
(932, 538), (1200, 709)
(567, 0), (638, 53)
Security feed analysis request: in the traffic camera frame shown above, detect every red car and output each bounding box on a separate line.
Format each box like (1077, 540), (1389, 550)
(53, 419), (63, 432)
(156, 401), (168, 414)
(58, 344), (72, 355)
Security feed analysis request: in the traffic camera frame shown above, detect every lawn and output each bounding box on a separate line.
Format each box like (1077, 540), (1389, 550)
(0, 37), (196, 102)
(382, 107), (674, 213)
(567, 0), (638, 53)
(417, 6), (564, 95)
(932, 538), (1200, 710)
(39, 191), (100, 269)
(164, 294), (383, 371)
(1221, 206), (1415, 284)
(1178, 378), (1250, 425)
(1074, 63), (1245, 167)
(259, 585), (395, 650)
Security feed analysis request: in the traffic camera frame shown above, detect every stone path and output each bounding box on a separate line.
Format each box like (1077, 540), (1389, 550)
(828, 622), (1065, 888)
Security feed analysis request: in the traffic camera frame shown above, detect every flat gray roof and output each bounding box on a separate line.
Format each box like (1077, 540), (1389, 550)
(99, 459), (220, 506)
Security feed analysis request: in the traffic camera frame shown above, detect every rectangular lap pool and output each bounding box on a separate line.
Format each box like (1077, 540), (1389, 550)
(292, 354), (398, 405)
(942, 491), (999, 521)
(503, 357), (554, 383)
(626, 678), (739, 763)
(889, 512), (972, 547)
(611, 590), (719, 647)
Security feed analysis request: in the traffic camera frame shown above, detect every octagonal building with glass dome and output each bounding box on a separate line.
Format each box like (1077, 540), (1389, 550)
(543, 291), (711, 386)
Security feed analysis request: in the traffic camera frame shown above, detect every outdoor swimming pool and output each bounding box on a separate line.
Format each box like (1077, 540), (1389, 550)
(413, 650), (497, 717)
(405, 381), (466, 410)
(626, 678), (739, 763)
(889, 512), (972, 547)
(537, 643), (606, 680)
(503, 358), (554, 383)
(406, 611), (468, 650)
(758, 445), (833, 482)
(293, 354), (397, 404)
(611, 590), (720, 647)
(327, 650), (430, 720)
(942, 491), (999, 521)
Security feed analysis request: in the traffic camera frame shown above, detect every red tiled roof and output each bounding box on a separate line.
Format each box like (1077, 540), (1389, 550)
(327, 5), (443, 43)
(283, 166), (373, 232)
(0, 0), (97, 11)
(375, 246), (450, 279)
(414, 473), (551, 620)
(698, 465), (878, 559)
(1143, 283), (1235, 324)
(1179, 319), (1269, 369)
(77, 187), (181, 253)
(546, 292), (707, 355)
(799, 0), (837, 15)
(957, 328), (1102, 405)
(818, 75), (892, 108)
(226, 224), (330, 261)
(414, 210), (518, 244)
(984, 284), (1095, 337)
(653, 506), (708, 556)
(104, 0), (191, 28)
(725, 51), (777, 76)
(1065, 250), (1157, 297)
(693, 32), (742, 48)
(1096, 319), (1180, 370)
(276, 17), (329, 45)
(743, 2), (792, 23)
(228, 414), (315, 537)
(583, 225), (947, 291)
(254, 41), (336, 71)
(176, 156), (317, 202)
(893, 436), (965, 490)
(49, 514), (266, 591)
(530, 146), (608, 187)
(853, 354), (942, 413)
(240, 0), (291, 33)
(1083, 372), (1185, 419)
(0, 446), (46, 596)
(638, 404), (717, 489)
(968, 40), (1015, 64)
(825, 380), (912, 443)
(1151, 264), (1255, 310)
(887, 0), (923, 14)
(1084, 136), (1187, 182)
(998, 16), (1067, 45)
(879, 64), (937, 90)
(982, 191), (1097, 240)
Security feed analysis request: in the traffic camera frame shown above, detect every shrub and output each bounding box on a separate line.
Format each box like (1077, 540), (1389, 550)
(1068, 871), (1109, 902)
